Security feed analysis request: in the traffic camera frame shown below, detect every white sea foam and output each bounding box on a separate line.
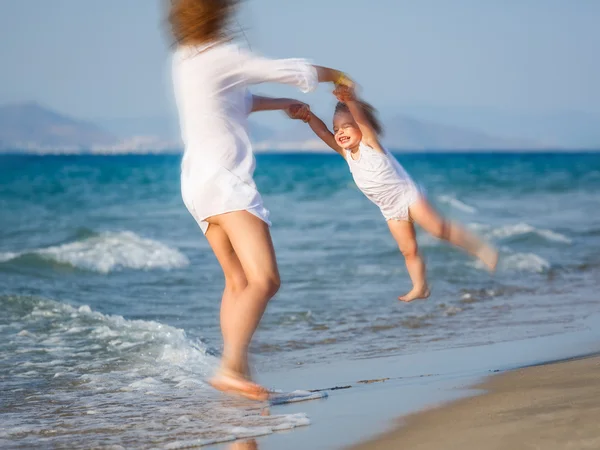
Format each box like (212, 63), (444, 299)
(164, 414), (311, 448)
(535, 229), (572, 244)
(1, 297), (311, 448)
(438, 195), (477, 213)
(501, 253), (551, 273)
(469, 251), (550, 273)
(419, 220), (568, 250)
(0, 251), (18, 262)
(0, 231), (189, 273)
(443, 306), (463, 317)
(478, 223), (572, 244)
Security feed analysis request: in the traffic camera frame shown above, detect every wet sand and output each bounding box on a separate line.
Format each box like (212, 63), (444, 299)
(350, 355), (600, 450)
(208, 324), (600, 450)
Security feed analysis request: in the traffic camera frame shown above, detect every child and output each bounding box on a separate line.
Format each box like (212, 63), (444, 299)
(168, 0), (353, 401)
(288, 85), (498, 301)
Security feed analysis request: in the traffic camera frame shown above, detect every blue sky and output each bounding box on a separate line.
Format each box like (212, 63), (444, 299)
(0, 0), (599, 125)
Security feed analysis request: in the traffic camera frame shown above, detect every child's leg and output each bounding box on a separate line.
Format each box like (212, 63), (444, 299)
(388, 220), (430, 302)
(408, 198), (498, 271)
(204, 211), (281, 401)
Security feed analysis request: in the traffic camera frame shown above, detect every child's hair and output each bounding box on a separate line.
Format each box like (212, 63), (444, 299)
(334, 101), (384, 136)
(168, 0), (240, 46)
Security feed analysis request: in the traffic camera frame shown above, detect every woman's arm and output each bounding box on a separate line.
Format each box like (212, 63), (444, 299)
(251, 95), (305, 113)
(237, 47), (353, 93)
(314, 66), (353, 86)
(334, 86), (383, 152)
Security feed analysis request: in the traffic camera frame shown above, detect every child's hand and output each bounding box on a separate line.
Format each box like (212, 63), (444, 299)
(286, 103), (311, 123)
(333, 84), (356, 103)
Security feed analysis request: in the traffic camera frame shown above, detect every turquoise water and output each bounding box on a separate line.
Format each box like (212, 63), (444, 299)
(1, 152), (599, 447)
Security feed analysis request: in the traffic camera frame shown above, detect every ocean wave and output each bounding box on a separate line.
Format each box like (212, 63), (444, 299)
(420, 221), (570, 250)
(164, 414), (311, 448)
(438, 195), (477, 213)
(501, 253), (551, 273)
(469, 251), (550, 273)
(0, 231), (189, 273)
(469, 222), (572, 244)
(442, 306), (463, 317)
(2, 296), (214, 372)
(0, 251), (18, 263)
(0, 295), (310, 447)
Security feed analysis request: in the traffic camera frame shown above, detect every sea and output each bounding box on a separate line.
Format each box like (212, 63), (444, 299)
(1, 151), (599, 448)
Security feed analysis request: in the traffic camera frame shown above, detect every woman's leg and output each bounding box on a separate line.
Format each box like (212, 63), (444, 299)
(408, 198), (498, 271)
(204, 223), (249, 375)
(205, 210), (280, 400)
(388, 220), (430, 302)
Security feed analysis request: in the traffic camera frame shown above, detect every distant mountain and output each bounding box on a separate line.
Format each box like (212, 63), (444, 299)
(95, 116), (180, 142)
(382, 115), (546, 150)
(95, 115), (277, 145)
(249, 121), (277, 143)
(0, 103), (117, 151)
(400, 106), (600, 149)
(0, 102), (566, 154)
(252, 114), (550, 151)
(92, 111), (552, 151)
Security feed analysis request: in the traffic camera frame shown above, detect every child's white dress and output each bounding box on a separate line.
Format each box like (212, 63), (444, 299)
(344, 142), (421, 221)
(172, 42), (318, 233)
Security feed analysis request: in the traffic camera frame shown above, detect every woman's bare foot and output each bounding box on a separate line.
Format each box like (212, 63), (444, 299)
(209, 368), (269, 401)
(478, 245), (499, 273)
(399, 285), (431, 302)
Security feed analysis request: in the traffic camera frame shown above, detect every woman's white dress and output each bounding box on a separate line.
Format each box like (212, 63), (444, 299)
(172, 42), (318, 233)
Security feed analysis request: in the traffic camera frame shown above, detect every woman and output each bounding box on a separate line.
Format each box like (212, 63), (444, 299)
(169, 0), (352, 400)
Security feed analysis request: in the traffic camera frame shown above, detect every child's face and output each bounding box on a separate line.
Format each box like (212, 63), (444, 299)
(333, 112), (362, 150)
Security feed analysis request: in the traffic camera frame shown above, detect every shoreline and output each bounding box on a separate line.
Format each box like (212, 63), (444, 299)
(349, 353), (600, 450)
(207, 318), (600, 450)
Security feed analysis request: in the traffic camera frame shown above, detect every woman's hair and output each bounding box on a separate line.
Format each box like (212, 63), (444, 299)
(168, 0), (240, 46)
(334, 100), (384, 136)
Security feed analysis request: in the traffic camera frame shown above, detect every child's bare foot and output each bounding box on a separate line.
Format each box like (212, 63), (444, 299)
(209, 368), (269, 402)
(478, 245), (499, 273)
(399, 285), (430, 302)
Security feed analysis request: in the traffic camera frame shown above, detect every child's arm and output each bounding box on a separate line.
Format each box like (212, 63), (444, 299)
(287, 105), (343, 155)
(334, 86), (384, 153)
(251, 95), (306, 113)
(307, 112), (343, 156)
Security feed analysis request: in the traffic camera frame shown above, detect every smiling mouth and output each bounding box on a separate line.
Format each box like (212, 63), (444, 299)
(339, 136), (350, 144)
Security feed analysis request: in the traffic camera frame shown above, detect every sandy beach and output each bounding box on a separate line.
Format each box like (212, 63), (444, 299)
(206, 323), (600, 450)
(350, 355), (600, 450)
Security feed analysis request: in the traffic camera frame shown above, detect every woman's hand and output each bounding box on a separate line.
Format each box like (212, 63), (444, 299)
(286, 103), (311, 123)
